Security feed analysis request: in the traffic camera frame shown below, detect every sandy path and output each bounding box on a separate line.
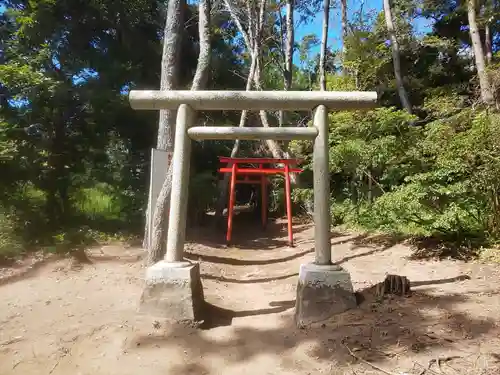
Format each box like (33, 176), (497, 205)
(1, 219), (499, 375)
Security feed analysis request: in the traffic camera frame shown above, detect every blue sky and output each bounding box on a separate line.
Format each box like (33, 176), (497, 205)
(295, 0), (433, 56)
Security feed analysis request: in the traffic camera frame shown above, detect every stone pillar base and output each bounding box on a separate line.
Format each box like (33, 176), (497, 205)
(139, 261), (205, 323)
(295, 263), (357, 326)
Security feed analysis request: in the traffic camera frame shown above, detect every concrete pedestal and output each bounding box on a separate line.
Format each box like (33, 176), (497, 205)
(139, 261), (205, 322)
(295, 263), (357, 326)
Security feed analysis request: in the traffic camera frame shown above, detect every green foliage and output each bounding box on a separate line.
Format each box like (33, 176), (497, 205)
(293, 96), (500, 251)
(0, 209), (24, 260)
(0, 0), (243, 260)
(74, 184), (122, 222)
(365, 110), (500, 242)
(286, 0), (500, 256)
(0, 0), (499, 261)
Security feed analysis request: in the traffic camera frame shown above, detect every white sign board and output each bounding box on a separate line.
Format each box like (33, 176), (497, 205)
(146, 148), (173, 249)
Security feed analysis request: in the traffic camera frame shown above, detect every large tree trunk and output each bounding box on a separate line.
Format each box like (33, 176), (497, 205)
(143, 0), (185, 252)
(147, 0), (211, 265)
(147, 163), (174, 265)
(278, 0), (294, 128)
(340, 0), (347, 75)
(319, 0), (330, 91)
(383, 0), (412, 114)
(284, 0), (293, 92)
(157, 2), (184, 151)
(145, 0), (185, 263)
(467, 0), (495, 105)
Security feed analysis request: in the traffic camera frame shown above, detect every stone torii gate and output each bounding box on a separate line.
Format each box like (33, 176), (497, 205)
(129, 90), (378, 326)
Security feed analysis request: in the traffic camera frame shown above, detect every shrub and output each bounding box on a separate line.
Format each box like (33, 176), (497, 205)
(0, 208), (24, 261)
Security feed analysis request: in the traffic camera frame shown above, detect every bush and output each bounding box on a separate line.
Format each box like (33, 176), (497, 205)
(74, 183), (122, 221)
(291, 98), (500, 251)
(362, 110), (500, 242)
(0, 181), (139, 261)
(0, 209), (24, 261)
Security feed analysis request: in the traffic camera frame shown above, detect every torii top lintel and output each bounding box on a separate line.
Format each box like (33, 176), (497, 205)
(129, 90), (378, 111)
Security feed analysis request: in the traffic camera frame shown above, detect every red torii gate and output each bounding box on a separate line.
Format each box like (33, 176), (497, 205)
(218, 157), (303, 246)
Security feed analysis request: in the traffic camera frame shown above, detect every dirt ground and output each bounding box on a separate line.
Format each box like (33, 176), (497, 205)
(1, 217), (500, 375)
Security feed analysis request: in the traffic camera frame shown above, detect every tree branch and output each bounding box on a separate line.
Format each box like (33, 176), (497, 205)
(223, 0), (253, 54)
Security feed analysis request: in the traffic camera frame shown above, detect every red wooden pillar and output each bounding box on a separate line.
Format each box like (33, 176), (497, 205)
(284, 164), (293, 246)
(226, 163), (238, 244)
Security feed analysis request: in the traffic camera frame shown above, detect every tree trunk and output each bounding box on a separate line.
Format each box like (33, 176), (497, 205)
(215, 0), (263, 225)
(482, 0), (494, 65)
(467, 0), (495, 105)
(216, 0), (293, 223)
(147, 163), (174, 265)
(147, 0), (211, 265)
(45, 105), (69, 230)
(340, 0), (347, 75)
(223, 0), (287, 162)
(485, 23), (492, 65)
(279, 0), (294, 128)
(249, 0), (286, 161)
(319, 0), (330, 91)
(367, 168), (373, 204)
(157, 0), (185, 151)
(191, 0), (211, 91)
(145, 0), (185, 262)
(143, 0), (185, 251)
(253, 58), (285, 160)
(214, 52), (257, 223)
(383, 0), (412, 114)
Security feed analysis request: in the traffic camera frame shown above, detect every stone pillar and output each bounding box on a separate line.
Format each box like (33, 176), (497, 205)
(139, 104), (205, 322)
(294, 105), (357, 327)
(312, 105), (332, 265)
(166, 104), (195, 262)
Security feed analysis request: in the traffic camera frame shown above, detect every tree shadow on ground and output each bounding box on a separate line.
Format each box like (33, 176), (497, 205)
(185, 229), (400, 267)
(0, 246), (146, 287)
(329, 232), (405, 266)
(129, 277), (500, 375)
(350, 232), (407, 249)
(194, 233), (399, 276)
(185, 246), (314, 266)
(407, 235), (484, 261)
(328, 229), (488, 263)
(186, 213), (311, 250)
(200, 302), (296, 329)
(0, 255), (60, 286)
(201, 272), (299, 283)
